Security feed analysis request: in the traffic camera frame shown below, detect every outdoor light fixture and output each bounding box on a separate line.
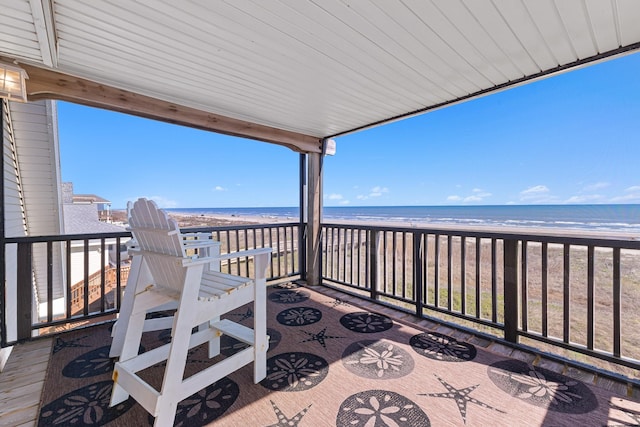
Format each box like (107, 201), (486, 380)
(0, 61), (28, 102)
(324, 138), (337, 156)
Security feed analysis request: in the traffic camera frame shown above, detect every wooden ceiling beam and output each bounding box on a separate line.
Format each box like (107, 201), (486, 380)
(20, 63), (322, 153)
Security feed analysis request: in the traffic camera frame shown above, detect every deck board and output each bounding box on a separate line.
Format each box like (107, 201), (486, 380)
(0, 405), (41, 427)
(0, 338), (52, 427)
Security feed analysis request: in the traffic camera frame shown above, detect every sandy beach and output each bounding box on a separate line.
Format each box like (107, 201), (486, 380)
(113, 209), (639, 241)
(112, 210), (295, 228)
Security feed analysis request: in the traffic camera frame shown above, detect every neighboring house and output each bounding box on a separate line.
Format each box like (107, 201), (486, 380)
(63, 187), (128, 281)
(62, 183), (129, 316)
(70, 192), (112, 223)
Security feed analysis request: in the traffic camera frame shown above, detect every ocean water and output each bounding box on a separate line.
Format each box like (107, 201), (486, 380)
(169, 204), (640, 233)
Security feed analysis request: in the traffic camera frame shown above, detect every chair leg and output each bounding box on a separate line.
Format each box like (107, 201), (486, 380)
(109, 377), (130, 407)
(110, 309), (146, 406)
(110, 280), (165, 407)
(152, 315), (192, 426)
(110, 254), (150, 358)
(254, 332), (267, 382)
(253, 277), (268, 383)
(154, 269), (201, 424)
(153, 402), (179, 427)
(204, 317), (220, 358)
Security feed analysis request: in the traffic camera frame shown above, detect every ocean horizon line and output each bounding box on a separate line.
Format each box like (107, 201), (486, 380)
(165, 203), (640, 209)
(161, 204), (640, 234)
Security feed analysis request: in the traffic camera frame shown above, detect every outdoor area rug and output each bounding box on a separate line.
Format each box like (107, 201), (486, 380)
(38, 283), (640, 426)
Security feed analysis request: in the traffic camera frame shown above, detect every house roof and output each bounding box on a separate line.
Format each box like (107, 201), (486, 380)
(2, 1), (640, 151)
(72, 194), (111, 204)
(63, 204), (124, 235)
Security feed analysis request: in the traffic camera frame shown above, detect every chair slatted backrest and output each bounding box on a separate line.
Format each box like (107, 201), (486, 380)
(128, 198), (188, 291)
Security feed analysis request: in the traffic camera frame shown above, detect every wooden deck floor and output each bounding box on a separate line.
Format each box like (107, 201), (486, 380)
(0, 338), (52, 427)
(0, 285), (638, 426)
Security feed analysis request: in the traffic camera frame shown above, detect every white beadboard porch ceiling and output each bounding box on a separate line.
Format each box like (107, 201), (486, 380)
(2, 0), (640, 140)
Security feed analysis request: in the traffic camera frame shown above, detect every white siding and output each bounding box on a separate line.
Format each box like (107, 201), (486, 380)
(2, 99), (26, 343)
(6, 100), (65, 322)
(67, 243), (110, 289)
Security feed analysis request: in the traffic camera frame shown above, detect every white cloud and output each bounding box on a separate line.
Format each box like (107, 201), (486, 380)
(447, 188), (492, 203)
(564, 194), (604, 204)
(467, 189), (492, 201)
(357, 186), (389, 200)
(625, 185), (640, 192)
(610, 193), (640, 203)
(369, 186), (389, 197)
(326, 193), (344, 200)
(583, 182), (610, 192)
(519, 185), (557, 203)
(339, 199), (350, 205)
(520, 185), (549, 196)
(563, 182), (610, 204)
(213, 186), (227, 192)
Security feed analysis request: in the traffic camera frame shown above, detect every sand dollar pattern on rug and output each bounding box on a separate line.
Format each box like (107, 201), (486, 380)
(487, 359), (598, 414)
(38, 381), (134, 426)
(156, 377), (240, 427)
(340, 312), (394, 333)
(61, 346), (114, 378)
(276, 306), (322, 326)
(268, 289), (311, 304)
(261, 351), (329, 391)
(266, 400), (312, 427)
(410, 331), (477, 362)
(336, 390), (430, 426)
(298, 326), (346, 350)
(418, 373), (506, 424)
(273, 282), (301, 289)
(342, 340), (415, 379)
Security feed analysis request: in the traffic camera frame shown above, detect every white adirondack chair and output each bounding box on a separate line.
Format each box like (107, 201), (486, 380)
(109, 202), (219, 358)
(109, 198), (271, 427)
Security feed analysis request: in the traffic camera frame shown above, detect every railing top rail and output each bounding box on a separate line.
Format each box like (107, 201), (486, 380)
(321, 222), (640, 249)
(5, 221), (639, 249)
(3, 222), (303, 244)
(4, 231), (133, 244)
(183, 222), (301, 233)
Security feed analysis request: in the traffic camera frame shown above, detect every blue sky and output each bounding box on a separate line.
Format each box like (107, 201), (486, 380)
(59, 52), (640, 210)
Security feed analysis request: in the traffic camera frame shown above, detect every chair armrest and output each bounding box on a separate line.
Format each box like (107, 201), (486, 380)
(181, 232), (211, 239)
(182, 239), (221, 250)
(182, 255), (218, 266)
(216, 247), (272, 260)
